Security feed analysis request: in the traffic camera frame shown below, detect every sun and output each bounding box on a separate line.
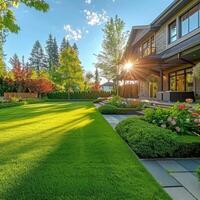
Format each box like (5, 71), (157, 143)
(124, 62), (134, 71)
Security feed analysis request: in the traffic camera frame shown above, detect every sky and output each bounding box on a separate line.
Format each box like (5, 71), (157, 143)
(4, 0), (174, 72)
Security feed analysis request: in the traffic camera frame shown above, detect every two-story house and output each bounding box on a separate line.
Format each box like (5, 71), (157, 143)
(123, 0), (200, 102)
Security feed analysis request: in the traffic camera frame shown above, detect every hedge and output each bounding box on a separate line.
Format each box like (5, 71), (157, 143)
(116, 117), (200, 158)
(98, 104), (142, 115)
(47, 91), (113, 100)
(0, 99), (46, 109)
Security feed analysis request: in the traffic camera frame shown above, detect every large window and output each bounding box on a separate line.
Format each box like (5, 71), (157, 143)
(169, 68), (193, 92)
(169, 21), (177, 43)
(181, 3), (200, 36)
(141, 36), (156, 57)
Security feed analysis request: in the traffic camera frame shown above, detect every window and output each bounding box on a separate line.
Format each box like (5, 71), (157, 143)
(141, 36), (156, 57)
(169, 21), (177, 43)
(181, 3), (200, 36)
(169, 68), (193, 92)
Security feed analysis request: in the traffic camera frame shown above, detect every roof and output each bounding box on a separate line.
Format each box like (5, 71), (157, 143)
(127, 0), (189, 48)
(161, 32), (200, 59)
(101, 82), (114, 87)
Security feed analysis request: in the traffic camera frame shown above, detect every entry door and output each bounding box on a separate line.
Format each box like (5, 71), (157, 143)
(149, 82), (158, 99)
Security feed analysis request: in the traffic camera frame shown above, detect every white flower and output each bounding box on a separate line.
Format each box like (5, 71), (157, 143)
(175, 127), (181, 132)
(161, 124), (167, 128)
(171, 120), (176, 126)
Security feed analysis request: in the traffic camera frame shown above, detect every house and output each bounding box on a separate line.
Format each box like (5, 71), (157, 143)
(123, 0), (200, 102)
(101, 82), (114, 92)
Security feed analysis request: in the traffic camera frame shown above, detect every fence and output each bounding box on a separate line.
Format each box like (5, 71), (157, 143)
(4, 92), (38, 100)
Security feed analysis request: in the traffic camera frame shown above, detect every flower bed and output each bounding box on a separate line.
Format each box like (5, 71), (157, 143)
(116, 117), (200, 158)
(144, 103), (200, 135)
(98, 104), (141, 115)
(98, 96), (143, 115)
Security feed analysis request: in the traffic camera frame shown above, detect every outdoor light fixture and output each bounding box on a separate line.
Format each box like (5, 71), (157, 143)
(124, 62), (134, 71)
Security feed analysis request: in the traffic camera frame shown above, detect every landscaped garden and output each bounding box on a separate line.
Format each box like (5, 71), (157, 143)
(0, 102), (172, 200)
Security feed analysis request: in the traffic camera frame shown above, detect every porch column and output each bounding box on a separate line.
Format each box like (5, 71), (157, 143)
(160, 68), (164, 101)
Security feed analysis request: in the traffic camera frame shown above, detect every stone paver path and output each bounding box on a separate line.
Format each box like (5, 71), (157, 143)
(141, 159), (200, 200)
(103, 114), (134, 128)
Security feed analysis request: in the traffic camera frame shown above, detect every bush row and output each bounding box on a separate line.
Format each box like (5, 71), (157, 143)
(47, 91), (113, 100)
(0, 99), (46, 109)
(115, 117), (200, 158)
(98, 104), (141, 115)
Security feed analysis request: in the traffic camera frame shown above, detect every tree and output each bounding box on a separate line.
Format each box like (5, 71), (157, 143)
(85, 71), (93, 84)
(29, 40), (47, 73)
(11, 57), (32, 92)
(45, 34), (59, 71)
(58, 47), (84, 98)
(60, 37), (70, 52)
(94, 67), (100, 84)
(25, 78), (54, 97)
(9, 53), (20, 68)
(0, 0), (49, 33)
(73, 43), (78, 54)
(0, 30), (6, 77)
(96, 15), (127, 95)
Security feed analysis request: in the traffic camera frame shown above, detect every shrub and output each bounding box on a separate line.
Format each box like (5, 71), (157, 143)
(98, 104), (140, 115)
(116, 117), (200, 158)
(108, 96), (144, 109)
(48, 91), (112, 100)
(116, 117), (177, 158)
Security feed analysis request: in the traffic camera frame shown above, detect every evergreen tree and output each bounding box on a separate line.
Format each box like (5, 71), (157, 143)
(29, 40), (47, 73)
(60, 37), (70, 52)
(53, 37), (59, 67)
(73, 43), (78, 54)
(9, 54), (21, 68)
(95, 67), (100, 84)
(45, 34), (59, 71)
(58, 47), (84, 98)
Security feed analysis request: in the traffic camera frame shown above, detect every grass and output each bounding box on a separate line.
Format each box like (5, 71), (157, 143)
(0, 102), (171, 200)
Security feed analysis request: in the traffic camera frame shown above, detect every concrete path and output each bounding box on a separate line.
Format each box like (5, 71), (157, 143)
(103, 114), (134, 128)
(141, 159), (200, 200)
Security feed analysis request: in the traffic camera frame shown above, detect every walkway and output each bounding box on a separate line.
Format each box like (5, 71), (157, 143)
(142, 159), (200, 200)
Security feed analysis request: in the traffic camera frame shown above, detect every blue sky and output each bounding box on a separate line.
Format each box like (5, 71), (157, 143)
(4, 0), (173, 72)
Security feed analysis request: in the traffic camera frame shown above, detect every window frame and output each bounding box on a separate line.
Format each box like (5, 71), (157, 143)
(169, 20), (177, 44)
(168, 67), (193, 92)
(180, 3), (200, 37)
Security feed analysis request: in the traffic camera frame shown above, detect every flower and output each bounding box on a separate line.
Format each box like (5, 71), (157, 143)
(175, 127), (181, 132)
(161, 124), (166, 128)
(186, 98), (193, 103)
(167, 117), (172, 122)
(192, 112), (200, 117)
(194, 119), (200, 124)
(178, 104), (186, 110)
(171, 120), (176, 126)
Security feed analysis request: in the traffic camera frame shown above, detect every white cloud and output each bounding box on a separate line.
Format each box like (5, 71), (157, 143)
(84, 9), (109, 26)
(85, 0), (92, 4)
(64, 25), (82, 41)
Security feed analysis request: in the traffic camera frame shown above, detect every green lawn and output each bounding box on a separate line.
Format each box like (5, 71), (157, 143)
(0, 102), (171, 200)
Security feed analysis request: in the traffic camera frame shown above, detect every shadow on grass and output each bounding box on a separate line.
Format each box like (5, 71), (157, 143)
(0, 102), (170, 200)
(0, 102), (93, 122)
